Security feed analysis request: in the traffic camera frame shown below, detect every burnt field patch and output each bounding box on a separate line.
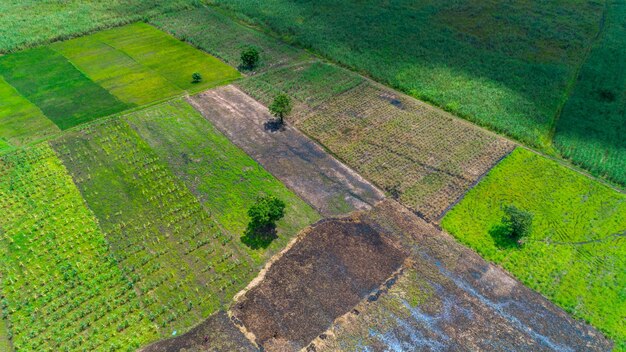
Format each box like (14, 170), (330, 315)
(309, 200), (613, 351)
(231, 217), (408, 351)
(140, 311), (256, 352)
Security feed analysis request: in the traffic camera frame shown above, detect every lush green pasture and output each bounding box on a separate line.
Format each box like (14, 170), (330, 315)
(0, 47), (130, 130)
(94, 23), (240, 92)
(125, 99), (320, 265)
(51, 36), (181, 106)
(151, 7), (311, 72)
(51, 119), (253, 339)
(555, 2), (626, 186)
(0, 76), (59, 150)
(0, 145), (155, 351)
(441, 148), (626, 348)
(237, 61), (363, 112)
(0, 0), (197, 53)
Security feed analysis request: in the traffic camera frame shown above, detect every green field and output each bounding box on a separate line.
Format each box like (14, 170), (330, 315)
(441, 148), (626, 349)
(0, 47), (130, 130)
(0, 145), (155, 351)
(0, 23), (239, 147)
(554, 1), (626, 186)
(0, 0), (197, 53)
(124, 99), (321, 265)
(151, 7), (311, 72)
(209, 1), (625, 186)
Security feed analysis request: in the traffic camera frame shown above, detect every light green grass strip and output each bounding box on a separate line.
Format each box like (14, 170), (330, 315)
(442, 148), (626, 349)
(51, 35), (182, 106)
(0, 75), (59, 147)
(94, 22), (241, 92)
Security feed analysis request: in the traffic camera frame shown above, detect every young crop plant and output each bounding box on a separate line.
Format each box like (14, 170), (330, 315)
(442, 148), (626, 349)
(0, 145), (155, 351)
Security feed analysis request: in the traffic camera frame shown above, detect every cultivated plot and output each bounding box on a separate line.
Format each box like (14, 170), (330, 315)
(151, 7), (311, 72)
(124, 99), (320, 265)
(189, 85), (385, 217)
(0, 145), (155, 351)
(442, 148), (626, 349)
(0, 47), (129, 130)
(309, 200), (613, 351)
(298, 82), (513, 221)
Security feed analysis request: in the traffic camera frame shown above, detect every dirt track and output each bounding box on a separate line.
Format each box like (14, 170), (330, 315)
(188, 86), (385, 217)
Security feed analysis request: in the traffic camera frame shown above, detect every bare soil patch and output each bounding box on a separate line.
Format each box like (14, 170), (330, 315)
(309, 200), (613, 351)
(188, 85), (385, 217)
(230, 216), (409, 351)
(140, 311), (256, 352)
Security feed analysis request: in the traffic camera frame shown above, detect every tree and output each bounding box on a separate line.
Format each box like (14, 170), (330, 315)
(192, 72), (202, 83)
(501, 205), (533, 245)
(242, 195), (286, 249)
(268, 94), (292, 124)
(240, 47), (260, 69)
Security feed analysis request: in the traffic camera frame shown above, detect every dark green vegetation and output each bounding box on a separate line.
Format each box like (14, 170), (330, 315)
(554, 1), (626, 186)
(500, 205), (533, 246)
(0, 0), (197, 53)
(210, 0), (625, 186)
(240, 47), (260, 69)
(243, 195), (287, 249)
(150, 7), (311, 72)
(0, 47), (130, 130)
(268, 94), (292, 124)
(0, 23), (239, 150)
(442, 148), (626, 349)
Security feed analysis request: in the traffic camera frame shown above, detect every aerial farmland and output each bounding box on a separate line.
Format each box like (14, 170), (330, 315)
(0, 1), (624, 352)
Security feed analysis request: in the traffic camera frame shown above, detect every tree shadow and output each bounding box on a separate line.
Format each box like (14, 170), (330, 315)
(240, 224), (278, 249)
(489, 223), (520, 250)
(263, 120), (285, 132)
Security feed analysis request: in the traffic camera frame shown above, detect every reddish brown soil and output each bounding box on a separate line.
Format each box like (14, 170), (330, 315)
(231, 217), (409, 351)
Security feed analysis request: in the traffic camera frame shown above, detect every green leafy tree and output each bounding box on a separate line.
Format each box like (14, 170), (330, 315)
(269, 94), (292, 124)
(240, 47), (260, 69)
(192, 72), (202, 83)
(502, 205), (533, 245)
(242, 195), (286, 249)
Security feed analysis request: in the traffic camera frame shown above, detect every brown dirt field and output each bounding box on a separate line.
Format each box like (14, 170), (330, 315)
(230, 216), (409, 351)
(308, 200), (613, 351)
(140, 311), (256, 352)
(188, 85), (385, 217)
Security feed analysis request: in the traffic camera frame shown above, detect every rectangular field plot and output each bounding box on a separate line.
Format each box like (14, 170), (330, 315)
(0, 75), (59, 149)
(297, 83), (514, 221)
(0, 145), (155, 351)
(124, 99), (320, 265)
(51, 120), (254, 340)
(441, 148), (626, 349)
(93, 22), (240, 92)
(151, 7), (311, 72)
(0, 47), (129, 130)
(51, 35), (182, 105)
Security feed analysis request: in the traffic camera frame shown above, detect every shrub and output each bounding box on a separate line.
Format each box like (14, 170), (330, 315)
(240, 47), (260, 69)
(242, 195), (286, 249)
(192, 72), (202, 83)
(501, 205), (533, 244)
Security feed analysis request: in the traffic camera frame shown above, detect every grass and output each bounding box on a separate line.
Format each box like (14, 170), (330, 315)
(0, 47), (130, 130)
(124, 99), (320, 265)
(441, 148), (626, 349)
(0, 76), (59, 149)
(0, 0), (197, 53)
(0, 144), (155, 351)
(51, 35), (182, 106)
(92, 23), (240, 93)
(150, 6), (311, 72)
(554, 1), (626, 186)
